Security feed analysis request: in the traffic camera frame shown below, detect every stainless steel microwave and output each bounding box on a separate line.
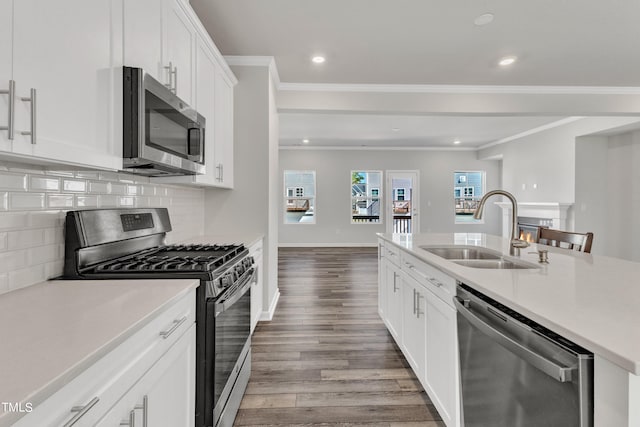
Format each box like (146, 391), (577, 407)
(122, 66), (205, 176)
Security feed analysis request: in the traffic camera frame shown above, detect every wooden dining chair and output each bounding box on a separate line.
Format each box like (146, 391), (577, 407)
(536, 228), (594, 253)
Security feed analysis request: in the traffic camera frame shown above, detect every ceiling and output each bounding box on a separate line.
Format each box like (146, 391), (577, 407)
(279, 113), (565, 148)
(190, 0), (640, 148)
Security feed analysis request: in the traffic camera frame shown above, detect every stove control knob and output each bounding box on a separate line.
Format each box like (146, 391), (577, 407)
(235, 263), (245, 276)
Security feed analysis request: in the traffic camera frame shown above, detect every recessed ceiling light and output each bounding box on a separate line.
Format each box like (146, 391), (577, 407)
(311, 56), (325, 64)
(392, 127), (400, 132)
(498, 56), (517, 66)
(453, 140), (462, 145)
(474, 13), (494, 26)
(302, 139), (310, 144)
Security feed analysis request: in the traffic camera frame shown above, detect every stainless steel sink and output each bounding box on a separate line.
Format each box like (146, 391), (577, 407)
(420, 246), (502, 260)
(451, 259), (538, 269)
(420, 245), (539, 269)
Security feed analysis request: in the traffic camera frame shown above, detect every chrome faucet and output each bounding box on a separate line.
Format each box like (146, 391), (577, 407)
(473, 189), (529, 256)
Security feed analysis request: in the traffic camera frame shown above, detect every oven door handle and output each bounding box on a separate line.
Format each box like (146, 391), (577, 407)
(215, 268), (256, 316)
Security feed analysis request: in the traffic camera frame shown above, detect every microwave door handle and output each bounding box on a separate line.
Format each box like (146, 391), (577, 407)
(187, 127), (201, 159)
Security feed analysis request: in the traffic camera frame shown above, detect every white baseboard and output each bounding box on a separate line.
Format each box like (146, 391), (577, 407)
(260, 288), (280, 321)
(278, 242), (378, 248)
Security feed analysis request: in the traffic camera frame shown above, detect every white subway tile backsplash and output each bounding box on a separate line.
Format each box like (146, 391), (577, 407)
(88, 181), (109, 194)
(110, 183), (127, 195)
(0, 273), (8, 294)
(75, 171), (100, 179)
(44, 227), (64, 245)
(0, 162), (204, 295)
(9, 193), (45, 210)
(118, 196), (135, 207)
(0, 250), (29, 273)
(99, 194), (118, 207)
(99, 171), (120, 181)
(30, 176), (60, 192)
(29, 211), (65, 229)
(0, 172), (28, 190)
(8, 264), (46, 291)
(76, 195), (99, 208)
(63, 179), (87, 192)
(29, 244), (63, 264)
(8, 229), (46, 250)
(47, 194), (75, 209)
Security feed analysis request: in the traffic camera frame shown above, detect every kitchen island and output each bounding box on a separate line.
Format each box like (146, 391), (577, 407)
(378, 232), (640, 427)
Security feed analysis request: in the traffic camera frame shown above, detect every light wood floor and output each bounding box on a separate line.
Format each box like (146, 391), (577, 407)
(235, 247), (445, 426)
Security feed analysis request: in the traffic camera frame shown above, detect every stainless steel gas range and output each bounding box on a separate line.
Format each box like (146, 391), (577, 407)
(62, 208), (254, 427)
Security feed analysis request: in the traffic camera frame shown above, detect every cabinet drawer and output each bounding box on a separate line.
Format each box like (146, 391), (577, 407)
(380, 242), (401, 267)
(401, 252), (455, 307)
(13, 289), (196, 427)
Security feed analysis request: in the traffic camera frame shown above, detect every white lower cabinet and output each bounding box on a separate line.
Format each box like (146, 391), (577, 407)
(377, 238), (460, 427)
(401, 272), (426, 380)
(12, 289), (196, 427)
(96, 324), (196, 427)
(424, 286), (458, 427)
(384, 257), (402, 343)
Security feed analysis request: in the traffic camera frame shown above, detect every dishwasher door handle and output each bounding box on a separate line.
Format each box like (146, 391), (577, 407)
(454, 296), (576, 383)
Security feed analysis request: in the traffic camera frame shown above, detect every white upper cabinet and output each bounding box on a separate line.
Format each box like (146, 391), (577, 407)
(163, 0), (196, 106)
(1, 0), (122, 171)
(0, 0), (12, 153)
(213, 67), (234, 188)
(123, 0), (163, 81)
(151, 0), (237, 189)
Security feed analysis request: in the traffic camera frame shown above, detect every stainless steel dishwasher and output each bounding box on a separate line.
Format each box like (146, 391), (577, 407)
(455, 284), (593, 427)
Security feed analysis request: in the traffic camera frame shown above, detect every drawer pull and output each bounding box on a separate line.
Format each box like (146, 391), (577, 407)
(119, 409), (136, 426)
(159, 316), (187, 339)
(428, 277), (444, 288)
(0, 80), (15, 139)
(135, 395), (148, 427)
(64, 397), (99, 427)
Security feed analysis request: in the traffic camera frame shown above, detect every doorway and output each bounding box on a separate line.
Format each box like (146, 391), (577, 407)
(386, 170), (420, 234)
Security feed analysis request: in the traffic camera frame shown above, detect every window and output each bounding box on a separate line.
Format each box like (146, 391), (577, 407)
(284, 171), (316, 224)
(351, 171), (382, 224)
(454, 171), (485, 224)
(395, 188), (406, 201)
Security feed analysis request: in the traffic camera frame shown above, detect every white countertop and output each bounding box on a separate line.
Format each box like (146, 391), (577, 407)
(178, 233), (263, 249)
(378, 232), (640, 375)
(0, 279), (199, 426)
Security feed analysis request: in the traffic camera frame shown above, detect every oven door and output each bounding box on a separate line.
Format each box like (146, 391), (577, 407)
(123, 66), (206, 176)
(209, 268), (254, 426)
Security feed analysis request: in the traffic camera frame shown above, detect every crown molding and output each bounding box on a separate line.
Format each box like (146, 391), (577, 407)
(478, 117), (585, 150)
(279, 145), (477, 151)
(279, 82), (640, 95)
(224, 55), (281, 88)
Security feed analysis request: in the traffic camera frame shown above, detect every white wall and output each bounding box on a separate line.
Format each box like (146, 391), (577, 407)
(204, 63), (280, 317)
(478, 117), (640, 204)
(0, 163), (204, 295)
(576, 130), (640, 261)
(279, 149), (502, 245)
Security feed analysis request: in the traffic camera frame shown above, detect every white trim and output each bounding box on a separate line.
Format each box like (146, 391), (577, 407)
(224, 55), (281, 88)
(479, 117), (585, 150)
(279, 145), (477, 151)
(278, 242), (378, 248)
(279, 82), (640, 95)
(495, 202), (574, 236)
(260, 289), (280, 321)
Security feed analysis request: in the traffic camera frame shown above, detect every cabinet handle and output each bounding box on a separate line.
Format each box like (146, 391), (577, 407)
(406, 262), (442, 287)
(20, 88), (36, 144)
(164, 62), (173, 90)
(428, 277), (444, 288)
(215, 164), (222, 181)
(392, 272), (399, 292)
(0, 79), (15, 139)
(159, 315), (187, 339)
(119, 409), (136, 426)
(412, 288), (417, 314)
(64, 396), (99, 427)
(172, 66), (178, 94)
(416, 292), (424, 319)
(134, 395), (148, 427)
(220, 163), (224, 181)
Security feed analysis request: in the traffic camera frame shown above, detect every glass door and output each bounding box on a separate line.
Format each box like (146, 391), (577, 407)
(386, 170), (420, 234)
